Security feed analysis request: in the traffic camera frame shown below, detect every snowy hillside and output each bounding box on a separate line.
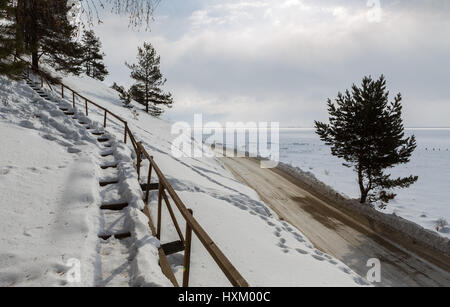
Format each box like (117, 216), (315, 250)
(0, 73), (368, 286)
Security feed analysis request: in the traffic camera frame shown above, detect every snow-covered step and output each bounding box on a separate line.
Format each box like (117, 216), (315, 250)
(97, 136), (110, 143)
(99, 210), (129, 235)
(100, 183), (126, 205)
(101, 163), (118, 170)
(100, 168), (119, 182)
(100, 203), (129, 211)
(100, 155), (118, 168)
(96, 237), (132, 287)
(161, 240), (185, 256)
(100, 151), (114, 158)
(140, 182), (159, 192)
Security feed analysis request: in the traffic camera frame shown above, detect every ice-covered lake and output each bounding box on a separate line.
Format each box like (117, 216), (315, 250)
(208, 128), (450, 238)
(277, 128), (450, 238)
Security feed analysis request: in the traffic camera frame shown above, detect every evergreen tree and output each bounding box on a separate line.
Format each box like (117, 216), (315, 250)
(0, 0), (25, 79)
(315, 75), (418, 208)
(111, 82), (132, 107)
(16, 0), (83, 73)
(126, 42), (173, 116)
(81, 30), (108, 81)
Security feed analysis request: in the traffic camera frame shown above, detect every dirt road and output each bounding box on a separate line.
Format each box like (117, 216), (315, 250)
(221, 157), (450, 287)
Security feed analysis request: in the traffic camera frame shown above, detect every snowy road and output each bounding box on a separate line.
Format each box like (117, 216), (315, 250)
(221, 157), (450, 287)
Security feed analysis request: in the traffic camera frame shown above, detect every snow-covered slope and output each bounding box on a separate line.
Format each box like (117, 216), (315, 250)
(0, 73), (368, 286)
(0, 76), (169, 287)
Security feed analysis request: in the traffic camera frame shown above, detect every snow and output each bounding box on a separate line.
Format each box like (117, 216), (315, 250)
(0, 72), (367, 286)
(0, 117), (99, 286)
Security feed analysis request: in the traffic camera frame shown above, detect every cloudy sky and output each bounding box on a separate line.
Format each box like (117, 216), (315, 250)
(92, 0), (450, 127)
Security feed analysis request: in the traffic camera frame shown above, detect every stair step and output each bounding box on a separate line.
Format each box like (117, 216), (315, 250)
(100, 203), (128, 211)
(100, 164), (118, 170)
(101, 153), (114, 157)
(98, 137), (110, 143)
(98, 232), (131, 241)
(161, 240), (185, 256)
(92, 132), (104, 136)
(140, 183), (159, 192)
(99, 180), (119, 187)
(64, 112), (75, 116)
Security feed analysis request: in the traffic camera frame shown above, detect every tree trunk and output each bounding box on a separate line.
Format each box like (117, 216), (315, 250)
(32, 51), (39, 71)
(360, 190), (368, 204)
(358, 166), (367, 203)
(145, 82), (149, 113)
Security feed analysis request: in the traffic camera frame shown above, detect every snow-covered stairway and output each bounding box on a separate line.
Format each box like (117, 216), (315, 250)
(22, 77), (170, 287)
(96, 136), (133, 287)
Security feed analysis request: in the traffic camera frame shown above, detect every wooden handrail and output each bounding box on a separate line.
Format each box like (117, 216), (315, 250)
(137, 142), (249, 287)
(26, 67), (249, 287)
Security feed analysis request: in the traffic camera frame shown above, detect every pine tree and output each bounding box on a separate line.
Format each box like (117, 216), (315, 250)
(16, 0), (84, 73)
(126, 42), (173, 116)
(315, 75), (418, 208)
(0, 0), (25, 79)
(111, 82), (132, 107)
(81, 30), (108, 81)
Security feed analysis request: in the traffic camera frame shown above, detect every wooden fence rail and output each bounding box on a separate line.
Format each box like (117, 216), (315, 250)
(27, 68), (249, 288)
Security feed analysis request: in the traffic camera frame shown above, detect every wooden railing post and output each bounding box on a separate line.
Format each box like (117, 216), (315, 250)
(61, 84), (64, 99)
(183, 209), (193, 287)
(85, 99), (88, 116)
(72, 92), (75, 108)
(157, 184), (163, 240)
(40, 74), (43, 88)
(136, 143), (142, 181)
(145, 158), (153, 203)
(104, 110), (107, 128)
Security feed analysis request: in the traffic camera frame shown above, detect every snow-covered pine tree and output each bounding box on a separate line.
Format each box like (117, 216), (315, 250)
(315, 75), (418, 208)
(111, 82), (132, 107)
(0, 0), (25, 79)
(81, 30), (108, 81)
(16, 0), (83, 73)
(126, 42), (173, 116)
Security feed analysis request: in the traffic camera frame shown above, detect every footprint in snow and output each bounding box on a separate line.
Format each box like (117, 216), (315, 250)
(68, 147), (81, 154)
(314, 250), (324, 256)
(339, 266), (352, 274)
(296, 248), (309, 255)
(0, 168), (10, 175)
(312, 255), (325, 261)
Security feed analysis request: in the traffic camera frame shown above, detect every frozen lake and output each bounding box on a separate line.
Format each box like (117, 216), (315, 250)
(278, 128), (450, 238)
